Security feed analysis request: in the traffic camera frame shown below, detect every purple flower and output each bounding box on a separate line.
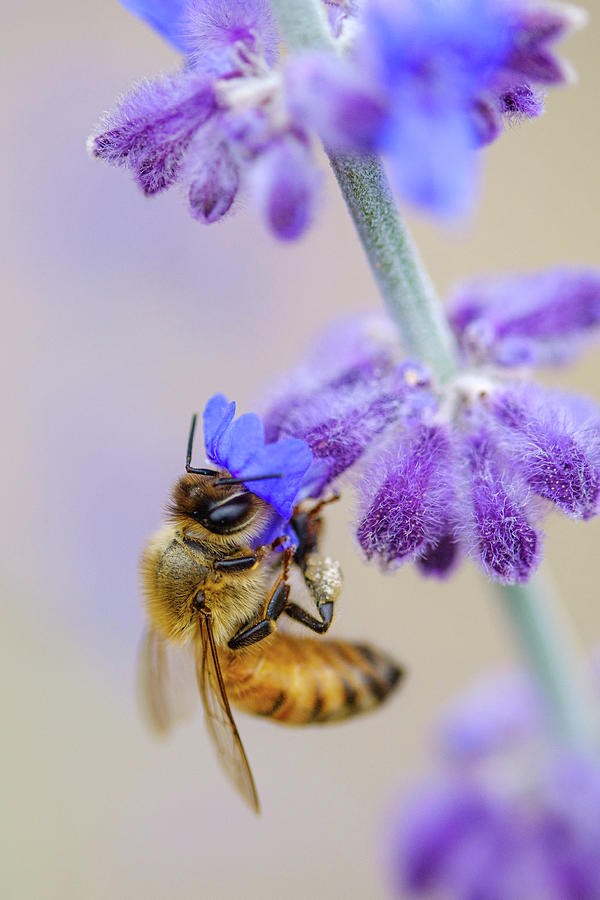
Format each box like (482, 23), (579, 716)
(90, 0), (322, 240)
(390, 670), (600, 899)
(450, 269), (600, 367)
(202, 394), (313, 519)
(93, 0), (582, 231)
(260, 268), (600, 584)
(490, 383), (600, 520)
(289, 0), (583, 217)
(357, 426), (454, 568)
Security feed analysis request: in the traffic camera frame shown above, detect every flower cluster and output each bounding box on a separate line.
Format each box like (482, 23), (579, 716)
(390, 670), (600, 899)
(89, 0), (581, 235)
(260, 269), (600, 584)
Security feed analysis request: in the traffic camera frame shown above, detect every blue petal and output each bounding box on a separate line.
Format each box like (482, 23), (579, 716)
(201, 394), (313, 518)
(240, 438), (314, 519)
(215, 413), (265, 471)
(119, 0), (188, 50)
(203, 393), (236, 461)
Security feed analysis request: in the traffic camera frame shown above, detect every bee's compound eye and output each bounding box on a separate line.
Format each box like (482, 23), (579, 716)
(196, 494), (255, 534)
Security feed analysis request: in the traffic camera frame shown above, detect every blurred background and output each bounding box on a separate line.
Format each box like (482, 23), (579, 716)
(2, 2), (599, 898)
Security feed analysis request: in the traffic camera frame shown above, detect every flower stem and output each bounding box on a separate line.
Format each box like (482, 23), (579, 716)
(497, 574), (598, 747)
(270, 0), (459, 383)
(269, 0), (597, 750)
(328, 153), (459, 383)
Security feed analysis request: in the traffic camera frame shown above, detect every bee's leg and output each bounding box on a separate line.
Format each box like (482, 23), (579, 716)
(214, 535), (290, 574)
(284, 554), (343, 635)
(283, 600), (333, 634)
(293, 492), (340, 570)
(214, 555), (259, 573)
(227, 549), (294, 651)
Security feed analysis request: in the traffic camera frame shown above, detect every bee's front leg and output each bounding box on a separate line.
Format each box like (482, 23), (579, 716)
(227, 548), (294, 650)
(213, 534), (290, 574)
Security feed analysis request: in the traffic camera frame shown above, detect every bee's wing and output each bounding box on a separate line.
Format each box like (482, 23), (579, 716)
(196, 614), (260, 814)
(137, 627), (198, 734)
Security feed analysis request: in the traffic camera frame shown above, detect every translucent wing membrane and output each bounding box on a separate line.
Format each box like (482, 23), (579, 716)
(196, 614), (260, 814)
(137, 628), (198, 733)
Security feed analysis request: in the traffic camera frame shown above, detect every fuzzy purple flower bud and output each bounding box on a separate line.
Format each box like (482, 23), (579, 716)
(503, 4), (582, 85)
(491, 383), (600, 519)
(416, 532), (460, 579)
(450, 269), (600, 367)
(89, 72), (216, 196)
(183, 0), (279, 77)
(463, 430), (540, 583)
(499, 83), (545, 120)
(186, 133), (239, 223)
(357, 426), (453, 567)
(249, 136), (320, 241)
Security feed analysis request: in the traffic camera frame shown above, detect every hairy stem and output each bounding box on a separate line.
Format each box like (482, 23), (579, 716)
(498, 574), (597, 747)
(328, 153), (459, 382)
(270, 0), (459, 382)
(269, 0), (596, 749)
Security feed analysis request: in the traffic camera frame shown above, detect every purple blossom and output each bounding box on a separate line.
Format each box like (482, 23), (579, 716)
(462, 429), (541, 583)
(249, 136), (320, 241)
(260, 268), (600, 584)
(390, 670), (600, 899)
(490, 383), (600, 520)
(357, 426), (454, 568)
(202, 393), (313, 519)
(289, 0), (582, 217)
(450, 269), (600, 367)
(182, 0), (279, 75)
(93, 0), (582, 232)
(90, 0), (322, 240)
(89, 71), (217, 196)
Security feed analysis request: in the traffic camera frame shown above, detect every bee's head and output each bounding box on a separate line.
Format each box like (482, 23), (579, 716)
(169, 472), (269, 536)
(168, 411), (287, 539)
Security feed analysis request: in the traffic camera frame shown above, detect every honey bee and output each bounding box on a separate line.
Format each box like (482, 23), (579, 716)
(139, 415), (404, 812)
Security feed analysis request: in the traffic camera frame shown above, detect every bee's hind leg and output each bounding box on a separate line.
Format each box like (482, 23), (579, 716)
(227, 548), (293, 650)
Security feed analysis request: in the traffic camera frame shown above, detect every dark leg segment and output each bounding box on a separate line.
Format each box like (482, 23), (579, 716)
(284, 600), (334, 634)
(214, 555), (257, 572)
(228, 581), (290, 649)
(227, 548), (294, 650)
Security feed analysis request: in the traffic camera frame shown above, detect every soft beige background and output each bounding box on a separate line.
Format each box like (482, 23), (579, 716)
(2, 3), (599, 898)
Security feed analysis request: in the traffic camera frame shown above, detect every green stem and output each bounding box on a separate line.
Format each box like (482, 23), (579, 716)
(269, 0), (597, 749)
(270, 0), (459, 382)
(497, 574), (597, 747)
(328, 153), (459, 383)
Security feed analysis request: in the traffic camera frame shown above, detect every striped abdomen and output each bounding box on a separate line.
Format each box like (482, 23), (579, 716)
(220, 633), (404, 725)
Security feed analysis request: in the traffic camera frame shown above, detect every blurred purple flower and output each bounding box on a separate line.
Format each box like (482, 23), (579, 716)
(450, 269), (600, 367)
(260, 268), (600, 584)
(90, 0), (321, 240)
(203, 393), (313, 519)
(91, 0), (583, 230)
(290, 0), (583, 217)
(390, 670), (600, 899)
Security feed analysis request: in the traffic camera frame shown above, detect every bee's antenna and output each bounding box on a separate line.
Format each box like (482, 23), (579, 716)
(185, 413), (217, 476)
(214, 474), (283, 486)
